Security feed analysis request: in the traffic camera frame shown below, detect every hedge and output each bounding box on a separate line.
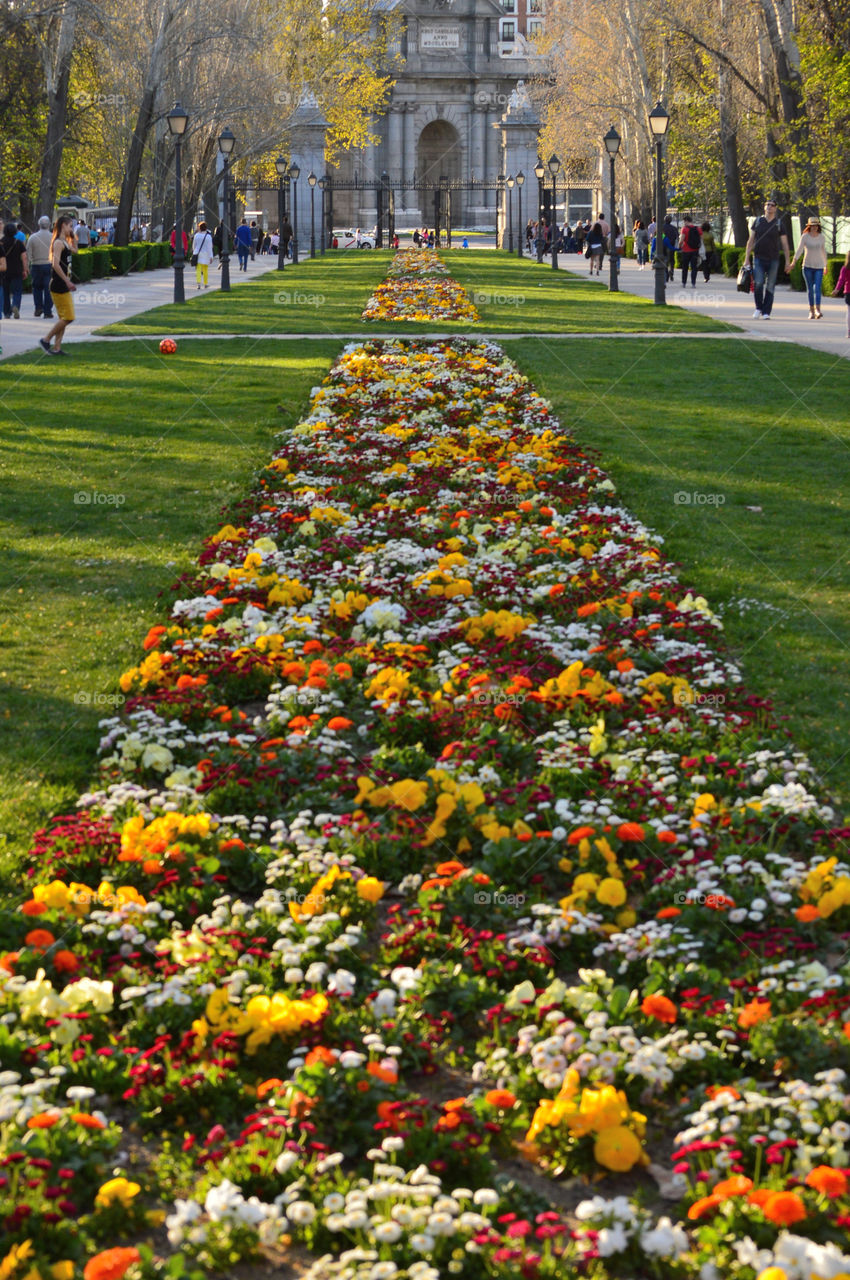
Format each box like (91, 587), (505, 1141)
(721, 245), (746, 276)
(74, 251), (94, 283)
(109, 245), (132, 275)
(90, 246), (112, 279)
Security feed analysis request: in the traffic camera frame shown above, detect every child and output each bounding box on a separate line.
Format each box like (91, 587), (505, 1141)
(835, 250), (850, 338)
(462, 237), (469, 249)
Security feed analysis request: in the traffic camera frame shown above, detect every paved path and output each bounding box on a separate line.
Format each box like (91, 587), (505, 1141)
(0, 253), (279, 362)
(556, 253), (850, 359)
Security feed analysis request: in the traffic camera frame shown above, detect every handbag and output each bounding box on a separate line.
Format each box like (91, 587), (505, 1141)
(585, 245), (591, 258)
(191, 253), (198, 266)
(736, 264), (753, 293)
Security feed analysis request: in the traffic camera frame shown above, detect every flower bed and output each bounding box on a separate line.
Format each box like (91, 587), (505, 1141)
(361, 250), (478, 322)
(3, 268), (850, 1279)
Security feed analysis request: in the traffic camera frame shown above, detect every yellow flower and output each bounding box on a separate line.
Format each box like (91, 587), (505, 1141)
(51, 1265), (75, 1280)
(0, 1243), (34, 1280)
(594, 1125), (643, 1172)
(95, 1176), (141, 1209)
(596, 878), (627, 908)
(356, 877), (385, 904)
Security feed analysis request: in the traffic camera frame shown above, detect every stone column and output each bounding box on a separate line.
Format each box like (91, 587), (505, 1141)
(402, 107), (421, 226)
(388, 106), (403, 186)
(467, 105), (490, 227)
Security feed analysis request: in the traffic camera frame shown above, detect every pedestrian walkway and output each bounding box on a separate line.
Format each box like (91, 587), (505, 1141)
(0, 253), (279, 363)
(555, 253), (850, 359)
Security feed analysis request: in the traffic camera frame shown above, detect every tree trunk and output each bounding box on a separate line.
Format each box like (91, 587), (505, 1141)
(36, 0), (78, 217)
(115, 84), (158, 246)
(756, 0), (819, 218)
(717, 0), (748, 243)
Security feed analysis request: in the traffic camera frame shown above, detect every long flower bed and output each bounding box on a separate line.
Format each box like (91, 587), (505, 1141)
(361, 249), (478, 322)
(3, 318), (850, 1280)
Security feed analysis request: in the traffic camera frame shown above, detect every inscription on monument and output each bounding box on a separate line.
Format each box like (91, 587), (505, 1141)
(420, 25), (461, 49)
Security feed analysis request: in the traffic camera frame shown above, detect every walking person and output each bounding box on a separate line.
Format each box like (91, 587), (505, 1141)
(788, 216), (827, 318)
(834, 251), (850, 338)
(235, 219), (252, 271)
(744, 199), (791, 319)
(1, 222), (28, 320)
(38, 214), (76, 356)
(27, 216), (55, 319)
(280, 218), (293, 260)
(699, 222), (717, 281)
(678, 217), (702, 287)
(662, 216), (678, 281)
(586, 220), (605, 275)
(191, 221), (214, 289)
(634, 219), (649, 268)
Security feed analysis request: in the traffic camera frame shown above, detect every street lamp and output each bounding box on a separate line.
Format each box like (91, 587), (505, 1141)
(318, 177), (326, 255)
(506, 175), (515, 254)
(534, 158), (545, 261)
(167, 101), (189, 303)
(308, 172), (317, 258)
(548, 154), (560, 270)
(275, 155), (287, 271)
(497, 173), (505, 250)
(516, 171), (525, 257)
(648, 100), (670, 305)
(603, 126), (621, 292)
(218, 125), (235, 292)
(289, 160), (300, 264)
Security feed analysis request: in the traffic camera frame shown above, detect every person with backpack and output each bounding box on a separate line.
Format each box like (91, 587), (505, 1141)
(235, 219), (252, 271)
(634, 219), (649, 268)
(191, 221), (214, 289)
(678, 217), (701, 287)
(662, 216), (678, 281)
(743, 199), (791, 319)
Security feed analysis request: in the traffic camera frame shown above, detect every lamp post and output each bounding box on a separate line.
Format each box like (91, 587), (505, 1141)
(308, 172), (317, 258)
(289, 160), (300, 264)
(218, 126), (235, 292)
(275, 155), (287, 271)
(534, 157), (544, 262)
(319, 177), (326, 255)
(516, 171), (525, 257)
(497, 173), (505, 249)
(506, 175), (515, 254)
(548, 154), (560, 270)
(603, 126), (621, 292)
(648, 100), (670, 306)
(167, 102), (189, 303)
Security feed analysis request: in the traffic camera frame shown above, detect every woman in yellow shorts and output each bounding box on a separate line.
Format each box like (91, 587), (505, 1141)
(39, 216), (77, 356)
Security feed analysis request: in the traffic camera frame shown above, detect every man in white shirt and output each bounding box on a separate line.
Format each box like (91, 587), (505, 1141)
(26, 216), (54, 318)
(75, 220), (91, 248)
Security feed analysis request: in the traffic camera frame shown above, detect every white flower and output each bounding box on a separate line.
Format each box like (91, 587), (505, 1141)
(288, 1201), (317, 1225)
(597, 1224), (629, 1256)
(328, 969), (357, 997)
(410, 1233), (436, 1253)
(472, 1188), (499, 1207)
(339, 1050), (366, 1069)
(324, 1193), (346, 1212)
(275, 1151), (300, 1176)
(372, 1220), (403, 1243)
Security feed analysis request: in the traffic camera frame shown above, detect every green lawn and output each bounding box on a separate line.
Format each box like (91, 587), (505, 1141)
(0, 339), (339, 860)
(99, 249), (730, 337)
(510, 337), (850, 809)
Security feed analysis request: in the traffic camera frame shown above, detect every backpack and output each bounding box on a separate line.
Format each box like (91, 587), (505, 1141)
(685, 224), (700, 250)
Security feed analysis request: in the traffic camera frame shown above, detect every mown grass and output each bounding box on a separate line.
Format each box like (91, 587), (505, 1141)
(509, 336), (850, 808)
(0, 338), (340, 858)
(98, 249), (730, 337)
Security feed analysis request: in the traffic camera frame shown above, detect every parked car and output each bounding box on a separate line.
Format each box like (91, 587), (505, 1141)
(333, 228), (376, 249)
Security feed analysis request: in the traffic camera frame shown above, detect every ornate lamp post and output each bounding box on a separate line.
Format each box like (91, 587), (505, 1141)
(516, 171), (525, 257)
(167, 102), (189, 303)
(548, 154), (560, 270)
(275, 155), (287, 271)
(319, 177), (326, 255)
(218, 126), (235, 292)
(289, 160), (300, 264)
(648, 100), (670, 306)
(506, 175), (515, 253)
(534, 157), (545, 262)
(603, 126), (621, 292)
(497, 173), (505, 249)
(308, 172), (317, 258)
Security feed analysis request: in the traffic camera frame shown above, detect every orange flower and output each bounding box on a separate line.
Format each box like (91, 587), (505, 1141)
(442, 1097), (469, 1112)
(706, 1084), (740, 1101)
(656, 906), (682, 919)
(305, 1046), (337, 1068)
(485, 1089), (517, 1109)
(577, 602), (601, 618)
(143, 625), (167, 651)
(687, 1193), (724, 1220)
(747, 1188), (773, 1208)
(72, 1112), (106, 1130)
(617, 822), (645, 842)
(567, 825), (596, 845)
(805, 1165), (848, 1198)
(435, 1110), (462, 1131)
(657, 830), (678, 844)
(27, 1112), (60, 1129)
(435, 861), (466, 878)
(641, 994), (678, 1024)
(256, 1078), (284, 1100)
(53, 950), (80, 974)
(25, 928), (55, 950)
(327, 717), (353, 731)
(367, 1061), (398, 1084)
(738, 999), (772, 1029)
(21, 899), (48, 915)
(760, 1191), (807, 1225)
(795, 904), (820, 923)
(83, 1247), (141, 1280)
(713, 1175), (753, 1198)
(0, 951), (19, 973)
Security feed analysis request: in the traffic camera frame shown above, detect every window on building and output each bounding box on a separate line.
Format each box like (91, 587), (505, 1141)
(529, 0), (543, 11)
(501, 0), (516, 11)
(527, 18), (543, 36)
(501, 20), (515, 40)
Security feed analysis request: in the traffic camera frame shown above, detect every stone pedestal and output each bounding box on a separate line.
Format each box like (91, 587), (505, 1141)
(288, 92), (329, 254)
